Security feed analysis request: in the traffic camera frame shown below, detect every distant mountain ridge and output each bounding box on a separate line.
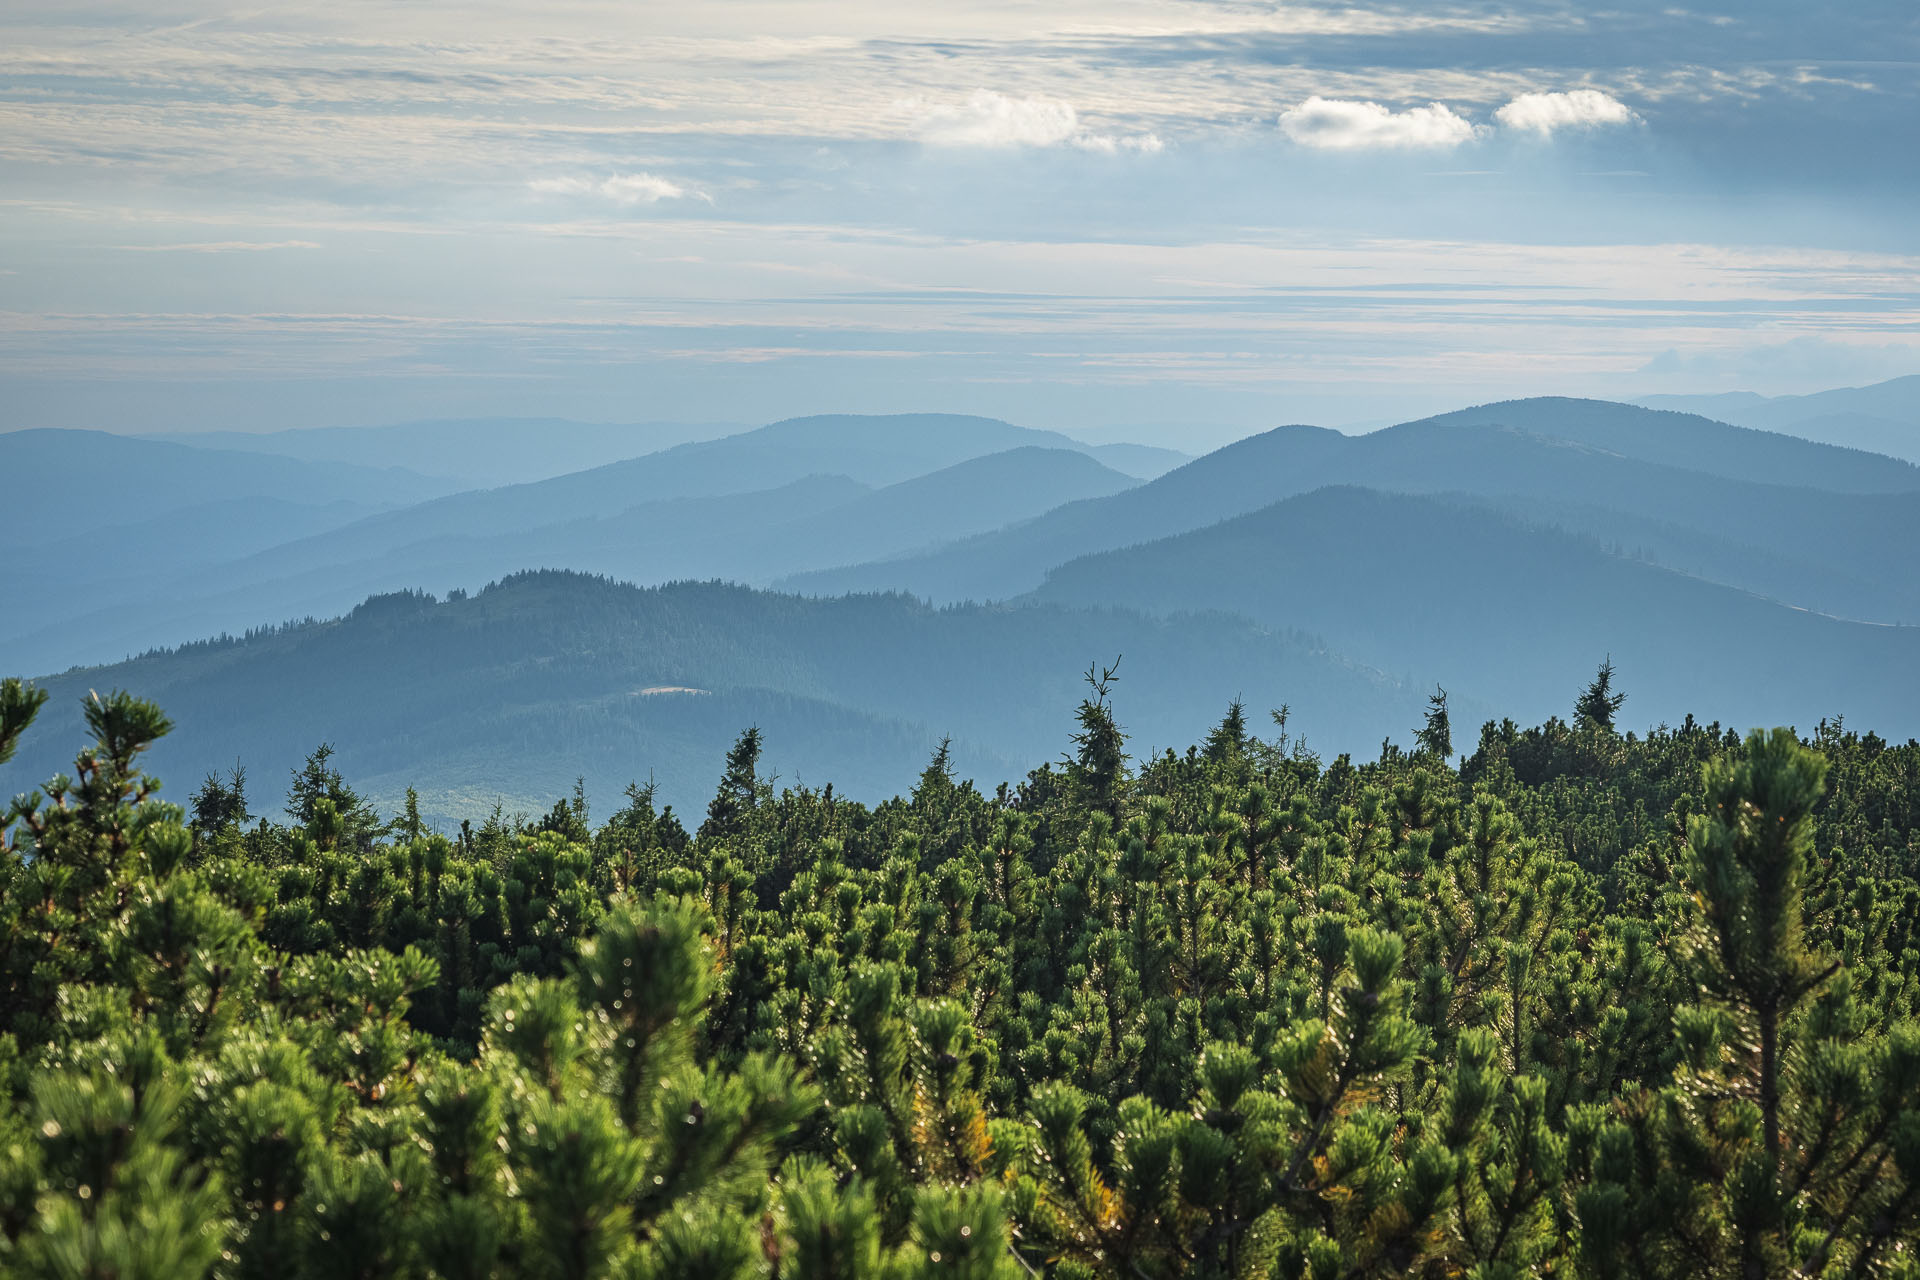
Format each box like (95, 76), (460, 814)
(1, 571), (1417, 822)
(1029, 484), (1920, 738)
(739, 447), (1138, 576)
(1639, 375), (1920, 464)
(1, 443), (1141, 674)
(149, 413), (1190, 488)
(150, 418), (747, 488)
(1, 430), (461, 673)
(782, 398), (1920, 613)
(1414, 396), (1920, 492)
(231, 413), (1171, 553)
(0, 427), (453, 533)
(10, 391), (1918, 822)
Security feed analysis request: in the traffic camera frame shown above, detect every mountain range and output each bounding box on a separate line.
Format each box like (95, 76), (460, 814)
(1640, 374), (1920, 464)
(149, 418), (747, 489)
(786, 399), (1920, 620)
(149, 415), (1188, 490)
(6, 389), (1916, 824)
(1030, 485), (1920, 735)
(0, 416), (1174, 674)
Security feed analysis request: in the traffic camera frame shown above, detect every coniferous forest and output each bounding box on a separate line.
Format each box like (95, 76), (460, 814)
(5, 663), (1919, 1279)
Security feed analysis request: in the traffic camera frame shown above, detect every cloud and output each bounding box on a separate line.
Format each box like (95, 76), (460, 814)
(528, 173), (700, 204)
(1070, 131), (1165, 156)
(914, 90), (1161, 153)
(919, 91), (1079, 147)
(1638, 336), (1919, 391)
(1278, 97), (1478, 150)
(1495, 90), (1639, 136)
(115, 240), (322, 252)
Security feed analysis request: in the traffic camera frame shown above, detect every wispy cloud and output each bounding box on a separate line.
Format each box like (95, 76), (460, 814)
(528, 173), (705, 205)
(1279, 97), (1479, 150)
(115, 240), (322, 252)
(1638, 335), (1919, 388)
(2, 1), (1914, 428)
(1073, 130), (1165, 156)
(912, 90), (1162, 153)
(918, 91), (1079, 147)
(1496, 90), (1639, 136)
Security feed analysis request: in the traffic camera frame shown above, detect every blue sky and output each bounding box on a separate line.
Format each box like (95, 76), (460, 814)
(3, 0), (1917, 445)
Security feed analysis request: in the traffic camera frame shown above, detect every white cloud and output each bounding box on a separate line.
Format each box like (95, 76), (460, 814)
(1495, 90), (1639, 136)
(919, 90), (1079, 147)
(914, 90), (1161, 153)
(1072, 131), (1165, 155)
(1278, 97), (1479, 150)
(529, 172), (699, 204)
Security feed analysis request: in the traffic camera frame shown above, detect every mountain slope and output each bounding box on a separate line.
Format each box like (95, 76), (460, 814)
(0, 477), (871, 673)
(192, 413), (1144, 568)
(1639, 376), (1920, 464)
(1470, 493), (1900, 624)
(3, 572), (1420, 820)
(1414, 397), (1920, 492)
(204, 446), (1137, 604)
(783, 402), (1920, 617)
(1029, 486), (1920, 737)
(1080, 441), (1193, 479)
(740, 447), (1138, 576)
(0, 428), (452, 535)
(151, 418), (745, 487)
(0, 447), (1143, 674)
(0, 497), (388, 628)
(780, 423), (1353, 601)
(0, 432), (456, 670)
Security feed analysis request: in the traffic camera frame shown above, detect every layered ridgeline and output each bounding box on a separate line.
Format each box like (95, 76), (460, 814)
(786, 398), (1920, 618)
(2, 669), (1918, 1278)
(1027, 486), (1920, 738)
(1, 571), (1418, 825)
(157, 414), (1188, 490)
(3, 414), (1179, 675)
(12, 396), (1920, 825)
(149, 417), (751, 489)
(0, 429), (457, 635)
(779, 398), (1920, 741)
(1642, 373), (1920, 464)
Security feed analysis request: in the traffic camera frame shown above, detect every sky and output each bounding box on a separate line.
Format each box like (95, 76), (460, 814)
(3, 0), (1918, 446)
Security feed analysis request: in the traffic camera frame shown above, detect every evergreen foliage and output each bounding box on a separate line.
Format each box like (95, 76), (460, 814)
(1576, 659), (1627, 733)
(3, 669), (1918, 1278)
(1417, 687), (1452, 760)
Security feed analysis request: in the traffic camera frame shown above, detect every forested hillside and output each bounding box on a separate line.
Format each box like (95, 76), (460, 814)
(3, 663), (1917, 1278)
(1, 572), (1420, 824)
(1029, 485), (1920, 735)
